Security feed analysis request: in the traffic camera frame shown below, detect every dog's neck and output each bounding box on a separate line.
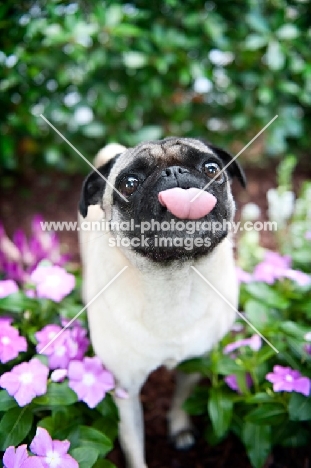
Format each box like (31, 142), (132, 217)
(120, 241), (230, 337)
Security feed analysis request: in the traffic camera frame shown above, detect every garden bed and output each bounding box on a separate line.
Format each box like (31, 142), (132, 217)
(1, 163), (311, 468)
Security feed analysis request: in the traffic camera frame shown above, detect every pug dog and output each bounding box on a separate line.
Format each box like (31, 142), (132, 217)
(78, 137), (246, 468)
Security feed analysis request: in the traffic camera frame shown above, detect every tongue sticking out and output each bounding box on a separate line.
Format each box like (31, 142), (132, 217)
(158, 187), (217, 220)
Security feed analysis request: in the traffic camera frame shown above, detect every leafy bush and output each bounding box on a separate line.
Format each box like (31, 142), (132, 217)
(1, 0), (311, 173)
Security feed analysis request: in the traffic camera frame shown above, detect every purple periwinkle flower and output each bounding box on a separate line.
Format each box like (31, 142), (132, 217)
(30, 427), (78, 468)
(305, 231), (311, 240)
(266, 365), (311, 396)
(0, 358), (49, 406)
(224, 373), (252, 393)
(0, 321), (27, 363)
(35, 323), (89, 369)
(0, 279), (19, 298)
(30, 265), (75, 302)
(224, 334), (262, 355)
(68, 356), (115, 408)
(0, 218), (69, 283)
(3, 445), (43, 468)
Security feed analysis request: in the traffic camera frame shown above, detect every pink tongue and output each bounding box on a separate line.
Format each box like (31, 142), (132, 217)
(158, 188), (217, 220)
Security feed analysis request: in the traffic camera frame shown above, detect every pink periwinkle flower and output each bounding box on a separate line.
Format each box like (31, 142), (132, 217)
(305, 231), (311, 240)
(282, 269), (311, 287)
(0, 279), (19, 298)
(68, 356), (115, 408)
(225, 373), (252, 393)
(253, 251), (291, 284)
(0, 358), (49, 406)
(266, 365), (311, 396)
(35, 323), (89, 370)
(236, 267), (253, 284)
(252, 251), (311, 287)
(0, 320), (27, 363)
(224, 334), (262, 355)
(3, 445), (43, 468)
(30, 265), (75, 302)
(30, 427), (78, 468)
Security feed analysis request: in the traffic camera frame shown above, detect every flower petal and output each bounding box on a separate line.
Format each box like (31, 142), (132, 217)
(3, 445), (28, 468)
(52, 439), (70, 456)
(30, 427), (53, 456)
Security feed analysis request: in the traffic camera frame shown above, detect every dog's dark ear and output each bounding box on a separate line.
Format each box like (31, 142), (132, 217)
(205, 142), (247, 188)
(79, 155), (120, 218)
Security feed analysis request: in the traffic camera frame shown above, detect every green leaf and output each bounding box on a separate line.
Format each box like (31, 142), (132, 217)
(256, 346), (277, 364)
(245, 283), (289, 309)
(96, 394), (118, 419)
(273, 421), (310, 447)
(0, 292), (36, 313)
(246, 13), (269, 33)
(245, 392), (275, 404)
(94, 396), (118, 441)
(244, 300), (272, 328)
(0, 390), (18, 411)
(276, 24), (299, 40)
(266, 41), (285, 71)
(123, 51), (147, 68)
(37, 416), (55, 433)
(288, 392), (311, 421)
(183, 386), (209, 416)
(215, 355), (242, 375)
(71, 447), (99, 468)
(244, 34), (267, 50)
(73, 426), (113, 457)
(279, 321), (307, 338)
(33, 382), (77, 406)
(131, 126), (163, 145)
(245, 404), (287, 425)
(178, 356), (211, 375)
(0, 407), (33, 450)
(93, 460), (117, 468)
(207, 389), (233, 438)
(242, 423), (271, 468)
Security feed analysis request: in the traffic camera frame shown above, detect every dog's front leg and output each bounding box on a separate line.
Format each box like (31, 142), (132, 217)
(168, 370), (201, 450)
(114, 392), (147, 468)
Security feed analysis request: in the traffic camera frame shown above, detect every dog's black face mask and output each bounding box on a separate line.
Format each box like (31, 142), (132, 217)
(79, 138), (246, 262)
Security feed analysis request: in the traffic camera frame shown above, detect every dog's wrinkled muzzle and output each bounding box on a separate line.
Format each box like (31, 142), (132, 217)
(158, 187), (217, 220)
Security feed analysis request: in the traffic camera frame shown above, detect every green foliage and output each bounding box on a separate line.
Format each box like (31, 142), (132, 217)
(182, 180), (311, 468)
(0, 266), (118, 466)
(1, 0), (311, 173)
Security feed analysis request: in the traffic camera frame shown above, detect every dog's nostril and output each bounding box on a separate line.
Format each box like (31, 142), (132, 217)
(162, 166), (189, 178)
(178, 167), (188, 174)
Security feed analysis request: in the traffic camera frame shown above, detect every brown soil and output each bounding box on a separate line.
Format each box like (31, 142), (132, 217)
(1, 164), (311, 468)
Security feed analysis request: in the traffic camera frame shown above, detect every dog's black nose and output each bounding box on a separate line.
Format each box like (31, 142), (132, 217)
(162, 166), (189, 178)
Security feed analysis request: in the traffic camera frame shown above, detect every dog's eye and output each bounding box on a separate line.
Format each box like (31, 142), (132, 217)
(203, 161), (223, 181)
(119, 176), (140, 197)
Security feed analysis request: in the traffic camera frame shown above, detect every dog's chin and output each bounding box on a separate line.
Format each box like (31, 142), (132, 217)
(129, 229), (229, 263)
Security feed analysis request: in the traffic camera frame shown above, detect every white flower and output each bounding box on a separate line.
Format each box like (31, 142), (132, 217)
(241, 203), (261, 221)
(267, 189), (295, 226)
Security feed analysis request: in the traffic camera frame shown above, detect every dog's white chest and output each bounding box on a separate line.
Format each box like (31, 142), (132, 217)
(85, 239), (237, 389)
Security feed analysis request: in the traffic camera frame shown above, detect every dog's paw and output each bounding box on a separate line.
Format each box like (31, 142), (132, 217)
(171, 429), (196, 450)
